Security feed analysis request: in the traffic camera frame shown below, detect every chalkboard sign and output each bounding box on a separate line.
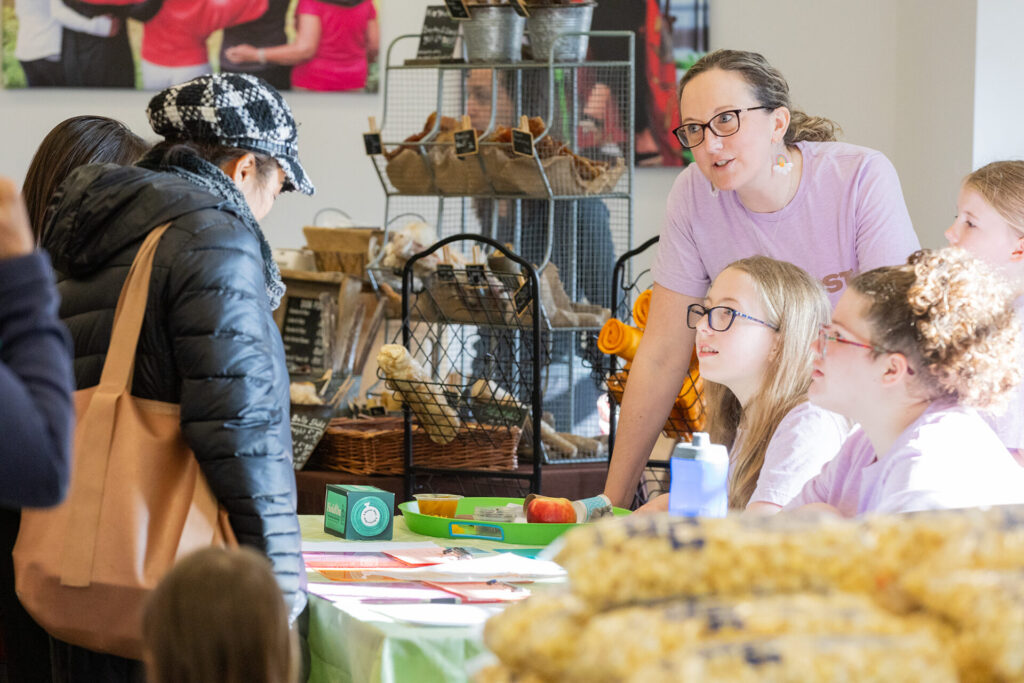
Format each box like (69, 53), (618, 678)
(466, 264), (487, 285)
(363, 132), (383, 156)
(510, 0), (530, 18)
(281, 296), (325, 373)
(436, 264), (456, 281)
(453, 128), (479, 157)
(512, 128), (534, 157)
(290, 406), (334, 470)
(444, 0), (470, 20)
(513, 278), (533, 317)
(417, 5), (460, 58)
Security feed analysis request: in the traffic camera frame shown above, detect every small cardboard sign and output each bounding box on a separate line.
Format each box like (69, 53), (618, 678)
(510, 0), (530, 18)
(512, 117), (534, 157)
(443, 0), (470, 20)
(417, 5), (460, 59)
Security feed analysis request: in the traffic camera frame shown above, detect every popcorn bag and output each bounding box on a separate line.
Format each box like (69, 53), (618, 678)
(384, 148), (435, 194)
(432, 145), (492, 195)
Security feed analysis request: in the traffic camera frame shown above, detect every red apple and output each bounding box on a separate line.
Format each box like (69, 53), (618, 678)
(524, 494), (576, 523)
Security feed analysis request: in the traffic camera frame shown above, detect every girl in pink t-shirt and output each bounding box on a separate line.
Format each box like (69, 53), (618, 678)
(945, 161), (1024, 463)
(638, 256), (849, 515)
(787, 248), (1024, 516)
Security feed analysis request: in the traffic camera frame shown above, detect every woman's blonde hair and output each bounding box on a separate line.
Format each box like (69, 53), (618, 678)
(963, 160), (1024, 236)
(704, 256), (831, 509)
(852, 248), (1021, 411)
(143, 547), (298, 683)
(678, 49), (841, 146)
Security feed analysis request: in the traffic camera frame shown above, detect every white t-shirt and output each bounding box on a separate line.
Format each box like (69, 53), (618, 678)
(740, 401), (850, 507)
(983, 296), (1024, 453)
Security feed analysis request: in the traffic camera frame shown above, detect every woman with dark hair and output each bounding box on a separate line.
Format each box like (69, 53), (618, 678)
(23, 115), (148, 242)
(37, 72), (313, 681)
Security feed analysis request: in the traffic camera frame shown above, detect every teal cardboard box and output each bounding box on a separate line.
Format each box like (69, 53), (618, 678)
(324, 484), (394, 540)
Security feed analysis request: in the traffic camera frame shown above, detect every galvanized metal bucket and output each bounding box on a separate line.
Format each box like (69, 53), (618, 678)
(526, 2), (596, 62)
(461, 6), (525, 63)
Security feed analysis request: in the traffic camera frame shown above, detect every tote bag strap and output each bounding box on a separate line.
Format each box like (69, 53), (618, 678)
(60, 223), (172, 588)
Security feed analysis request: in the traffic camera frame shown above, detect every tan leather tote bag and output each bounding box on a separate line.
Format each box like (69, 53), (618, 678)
(14, 224), (237, 660)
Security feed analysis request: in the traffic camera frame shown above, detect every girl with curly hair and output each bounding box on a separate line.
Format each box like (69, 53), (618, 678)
(945, 160), (1024, 462)
(785, 248), (1024, 516)
(638, 256), (849, 515)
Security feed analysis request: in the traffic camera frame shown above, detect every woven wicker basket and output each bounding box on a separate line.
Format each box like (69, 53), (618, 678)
(308, 416), (520, 475)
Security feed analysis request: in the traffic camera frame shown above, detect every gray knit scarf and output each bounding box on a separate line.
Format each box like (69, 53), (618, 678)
(139, 150), (286, 309)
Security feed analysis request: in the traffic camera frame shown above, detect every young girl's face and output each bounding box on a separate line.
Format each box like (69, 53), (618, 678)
(694, 267), (777, 404)
(946, 185), (1024, 267)
(809, 288), (880, 418)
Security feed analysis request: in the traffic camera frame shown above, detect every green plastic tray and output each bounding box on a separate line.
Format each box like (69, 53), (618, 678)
(398, 497), (630, 546)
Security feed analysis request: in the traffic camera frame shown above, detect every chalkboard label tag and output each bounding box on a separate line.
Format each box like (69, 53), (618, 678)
(512, 129), (534, 157)
(512, 278), (536, 317)
(363, 132), (383, 156)
(444, 0), (470, 20)
(369, 405), (387, 416)
(417, 5), (460, 59)
(436, 264), (456, 281)
(466, 264), (487, 285)
(453, 128), (478, 157)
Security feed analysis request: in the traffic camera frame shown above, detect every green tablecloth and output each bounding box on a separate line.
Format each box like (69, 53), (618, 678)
(301, 515), (548, 683)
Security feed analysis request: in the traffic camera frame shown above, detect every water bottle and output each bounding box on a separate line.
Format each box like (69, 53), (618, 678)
(668, 432), (729, 517)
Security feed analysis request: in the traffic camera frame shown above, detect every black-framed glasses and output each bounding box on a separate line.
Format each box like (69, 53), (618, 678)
(687, 303), (779, 332)
(672, 106), (772, 149)
(817, 325), (915, 375)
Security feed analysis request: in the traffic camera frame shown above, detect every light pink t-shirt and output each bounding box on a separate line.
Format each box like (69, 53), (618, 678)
(785, 401), (1024, 516)
(746, 401), (850, 507)
(652, 141), (920, 306)
(292, 0), (376, 92)
(983, 296), (1024, 452)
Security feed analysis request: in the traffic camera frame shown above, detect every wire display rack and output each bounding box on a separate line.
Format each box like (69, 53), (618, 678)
(603, 236), (706, 505)
(367, 32), (635, 489)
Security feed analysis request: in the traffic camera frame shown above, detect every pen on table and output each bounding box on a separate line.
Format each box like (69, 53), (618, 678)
(485, 579), (525, 592)
(361, 597), (459, 604)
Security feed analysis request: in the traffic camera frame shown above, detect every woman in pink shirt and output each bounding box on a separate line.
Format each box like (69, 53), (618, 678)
(604, 49), (919, 509)
(638, 256), (849, 515)
(786, 248), (1024, 516)
(225, 0), (378, 92)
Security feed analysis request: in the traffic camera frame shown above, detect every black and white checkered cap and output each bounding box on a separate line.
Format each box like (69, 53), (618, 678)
(146, 73), (314, 195)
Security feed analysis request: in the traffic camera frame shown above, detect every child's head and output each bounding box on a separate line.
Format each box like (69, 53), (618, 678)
(143, 547), (297, 683)
(946, 161), (1024, 274)
(692, 256), (830, 507)
(811, 248), (1021, 421)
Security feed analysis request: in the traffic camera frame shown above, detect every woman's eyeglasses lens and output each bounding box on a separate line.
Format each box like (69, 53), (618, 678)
(675, 111), (742, 149)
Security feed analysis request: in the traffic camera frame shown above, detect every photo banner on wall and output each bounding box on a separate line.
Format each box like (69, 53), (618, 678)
(591, 0), (708, 167)
(1, 0), (380, 92)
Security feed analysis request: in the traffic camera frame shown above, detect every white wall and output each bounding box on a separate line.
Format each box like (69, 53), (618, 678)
(0, 0), (991, 254)
(710, 0), (976, 249)
(973, 0), (1024, 169)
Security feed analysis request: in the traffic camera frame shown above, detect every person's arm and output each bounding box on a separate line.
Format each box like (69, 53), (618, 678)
(224, 14), (322, 66)
(167, 221), (304, 621)
(0, 178), (74, 509)
(852, 151), (920, 271)
(51, 0), (115, 37)
(603, 284), (701, 508)
(365, 17), (379, 63)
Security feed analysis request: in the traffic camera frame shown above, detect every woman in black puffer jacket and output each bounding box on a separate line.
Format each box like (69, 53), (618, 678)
(40, 73), (314, 682)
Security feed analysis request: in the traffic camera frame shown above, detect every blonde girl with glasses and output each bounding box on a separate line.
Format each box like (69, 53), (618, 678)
(945, 161), (1024, 463)
(786, 249), (1024, 517)
(604, 49), (920, 509)
(637, 256), (849, 515)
